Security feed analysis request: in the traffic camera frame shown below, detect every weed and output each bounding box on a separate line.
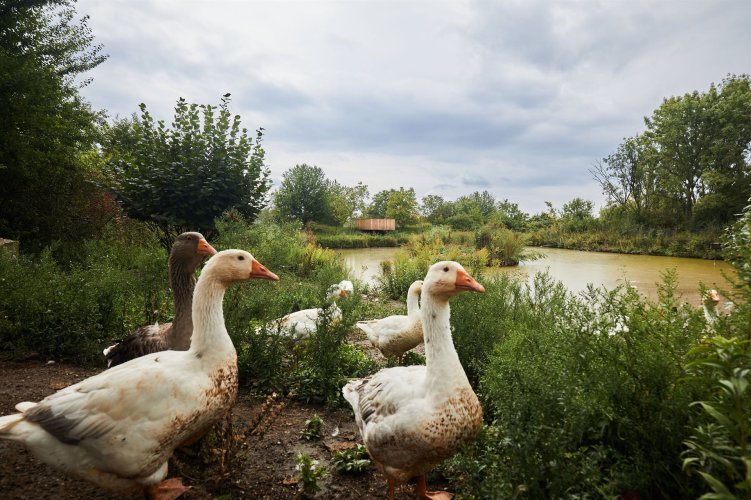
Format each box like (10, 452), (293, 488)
(300, 414), (324, 441)
(332, 444), (371, 474)
(296, 453), (328, 495)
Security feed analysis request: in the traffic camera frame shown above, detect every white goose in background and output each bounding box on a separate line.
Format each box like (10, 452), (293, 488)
(343, 261), (485, 500)
(270, 279), (353, 340)
(0, 250), (279, 498)
(103, 231), (217, 367)
(357, 280), (423, 364)
(703, 289), (722, 327)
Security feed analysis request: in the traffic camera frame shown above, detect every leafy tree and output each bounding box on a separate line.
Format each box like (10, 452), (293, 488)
(367, 190), (393, 218)
(0, 0), (108, 250)
(560, 198), (595, 232)
(420, 194), (454, 223)
(455, 191), (497, 219)
(493, 199), (529, 231)
(326, 181), (368, 226)
(274, 164), (330, 225)
(105, 94), (270, 249)
(385, 187), (419, 227)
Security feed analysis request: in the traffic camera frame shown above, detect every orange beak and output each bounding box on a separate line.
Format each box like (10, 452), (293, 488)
(250, 259), (279, 281)
(455, 269), (485, 293)
(339, 289), (348, 298)
(196, 238), (218, 256)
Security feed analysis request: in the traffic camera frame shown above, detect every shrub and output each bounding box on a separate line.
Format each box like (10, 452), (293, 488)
(446, 271), (709, 498)
(0, 227), (168, 364)
(332, 444), (371, 474)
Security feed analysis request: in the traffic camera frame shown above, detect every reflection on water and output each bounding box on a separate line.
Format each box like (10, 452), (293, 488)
(336, 246), (734, 306)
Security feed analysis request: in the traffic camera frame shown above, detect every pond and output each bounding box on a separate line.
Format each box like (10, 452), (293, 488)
(335, 246), (734, 307)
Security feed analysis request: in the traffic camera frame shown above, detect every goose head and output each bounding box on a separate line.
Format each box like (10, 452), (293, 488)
(203, 250), (279, 284)
(328, 280), (354, 299)
(171, 231), (217, 271)
(424, 261), (485, 299)
(408, 280), (424, 295)
(709, 289), (721, 305)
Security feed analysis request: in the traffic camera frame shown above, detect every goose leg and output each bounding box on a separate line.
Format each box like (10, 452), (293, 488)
(398, 354), (404, 365)
(388, 477), (396, 500)
(415, 474), (453, 500)
(144, 477), (190, 500)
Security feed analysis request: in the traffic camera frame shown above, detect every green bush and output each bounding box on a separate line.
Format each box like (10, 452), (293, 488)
(0, 226), (168, 364)
(445, 271), (709, 498)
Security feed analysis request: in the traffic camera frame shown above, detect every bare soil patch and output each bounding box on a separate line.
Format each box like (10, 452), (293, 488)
(0, 358), (418, 499)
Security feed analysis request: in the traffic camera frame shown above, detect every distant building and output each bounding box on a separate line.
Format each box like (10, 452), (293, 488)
(355, 218), (396, 232)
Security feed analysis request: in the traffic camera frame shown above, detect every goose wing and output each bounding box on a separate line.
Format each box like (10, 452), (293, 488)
(103, 323), (172, 367)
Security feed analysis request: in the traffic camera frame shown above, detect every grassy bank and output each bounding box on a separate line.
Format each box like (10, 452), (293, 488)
(526, 226), (724, 259)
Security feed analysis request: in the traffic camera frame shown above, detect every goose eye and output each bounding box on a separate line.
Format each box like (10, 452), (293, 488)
(443, 266), (449, 272)
(238, 255), (245, 261)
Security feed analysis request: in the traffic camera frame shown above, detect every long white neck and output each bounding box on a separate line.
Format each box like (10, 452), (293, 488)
(421, 292), (471, 397)
(406, 289), (420, 318)
(188, 276), (236, 363)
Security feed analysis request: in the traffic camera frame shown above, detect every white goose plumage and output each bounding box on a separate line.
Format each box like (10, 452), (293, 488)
(343, 261), (485, 499)
(270, 280), (353, 340)
(357, 280), (423, 364)
(0, 250), (279, 497)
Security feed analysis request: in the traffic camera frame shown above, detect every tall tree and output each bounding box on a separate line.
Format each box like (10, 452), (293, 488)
(274, 164), (331, 225)
(0, 0), (108, 250)
(367, 190), (394, 219)
(385, 187), (419, 227)
(420, 194), (454, 223)
(105, 94), (270, 249)
(326, 181), (368, 226)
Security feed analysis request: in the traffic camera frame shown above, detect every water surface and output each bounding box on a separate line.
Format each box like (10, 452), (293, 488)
(336, 246), (733, 306)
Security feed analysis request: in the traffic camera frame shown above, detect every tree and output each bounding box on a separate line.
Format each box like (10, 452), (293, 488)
(420, 194), (454, 223)
(493, 199), (529, 231)
(274, 164), (330, 225)
(326, 181), (368, 226)
(560, 198), (595, 232)
(0, 0), (108, 250)
(385, 187), (419, 227)
(105, 94), (270, 249)
(367, 190), (393, 219)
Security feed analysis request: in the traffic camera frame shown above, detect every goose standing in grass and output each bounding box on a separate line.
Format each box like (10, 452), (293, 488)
(357, 280), (423, 364)
(103, 232), (217, 367)
(270, 279), (353, 340)
(0, 250), (279, 498)
(702, 288), (722, 330)
(343, 261), (485, 500)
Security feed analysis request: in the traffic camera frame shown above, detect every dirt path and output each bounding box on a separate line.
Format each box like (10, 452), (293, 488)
(0, 359), (410, 499)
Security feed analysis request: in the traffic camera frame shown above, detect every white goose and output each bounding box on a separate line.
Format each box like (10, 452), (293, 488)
(270, 280), (353, 340)
(0, 250), (279, 498)
(357, 280), (423, 364)
(343, 261), (485, 500)
(703, 289), (722, 326)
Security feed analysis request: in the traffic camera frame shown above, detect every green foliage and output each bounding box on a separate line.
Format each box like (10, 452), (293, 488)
(295, 453), (328, 495)
(326, 181), (369, 226)
(0, 0), (109, 250)
(332, 444), (371, 474)
(0, 224), (168, 363)
(446, 271), (709, 498)
(683, 336), (751, 499)
(105, 94), (270, 249)
(377, 234), (488, 299)
(475, 224), (533, 266)
(300, 414), (324, 441)
(594, 75), (751, 229)
(274, 164), (332, 225)
(560, 197), (597, 232)
(367, 188), (419, 227)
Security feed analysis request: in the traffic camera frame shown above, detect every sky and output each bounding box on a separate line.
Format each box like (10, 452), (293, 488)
(76, 0), (750, 214)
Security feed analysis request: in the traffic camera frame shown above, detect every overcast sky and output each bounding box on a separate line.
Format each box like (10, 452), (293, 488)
(76, 0), (750, 214)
